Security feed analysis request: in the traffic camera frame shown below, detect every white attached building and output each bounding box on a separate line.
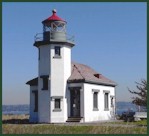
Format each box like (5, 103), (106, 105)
(26, 9), (117, 123)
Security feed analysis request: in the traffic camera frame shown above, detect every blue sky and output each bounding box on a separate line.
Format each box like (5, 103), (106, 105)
(2, 2), (146, 105)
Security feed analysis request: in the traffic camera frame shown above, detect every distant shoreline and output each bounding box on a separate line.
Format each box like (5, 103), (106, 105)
(2, 102), (144, 116)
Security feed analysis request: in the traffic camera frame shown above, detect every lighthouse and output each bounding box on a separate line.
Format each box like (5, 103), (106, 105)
(34, 9), (75, 123)
(27, 9), (116, 123)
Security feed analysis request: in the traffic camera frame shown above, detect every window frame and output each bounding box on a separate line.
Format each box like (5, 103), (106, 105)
(104, 91), (110, 111)
(92, 89), (100, 111)
(38, 48), (40, 60)
(42, 77), (48, 90)
(51, 96), (63, 112)
(54, 46), (61, 58)
(55, 99), (61, 109)
(32, 90), (38, 112)
(40, 75), (49, 90)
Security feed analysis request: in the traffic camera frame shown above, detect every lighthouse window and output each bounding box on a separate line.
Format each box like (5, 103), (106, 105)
(53, 98), (62, 112)
(52, 96), (62, 112)
(42, 78), (48, 90)
(40, 75), (49, 90)
(55, 99), (61, 109)
(54, 46), (61, 57)
(38, 48), (40, 60)
(32, 91), (38, 112)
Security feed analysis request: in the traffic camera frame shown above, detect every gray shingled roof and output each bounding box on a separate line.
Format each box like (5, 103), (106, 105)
(68, 62), (117, 86)
(26, 62), (117, 86)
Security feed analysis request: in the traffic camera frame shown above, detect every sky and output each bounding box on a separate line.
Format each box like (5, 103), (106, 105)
(2, 2), (146, 105)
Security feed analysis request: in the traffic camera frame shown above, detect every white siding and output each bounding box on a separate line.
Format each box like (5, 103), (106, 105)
(37, 42), (72, 123)
(38, 45), (50, 123)
(39, 45), (50, 75)
(83, 83), (115, 122)
(50, 44), (71, 122)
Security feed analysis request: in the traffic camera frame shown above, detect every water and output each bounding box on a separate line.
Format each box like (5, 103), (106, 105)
(2, 105), (29, 115)
(116, 102), (138, 115)
(2, 102), (143, 115)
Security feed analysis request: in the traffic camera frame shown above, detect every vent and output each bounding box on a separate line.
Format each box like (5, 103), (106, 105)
(94, 74), (100, 78)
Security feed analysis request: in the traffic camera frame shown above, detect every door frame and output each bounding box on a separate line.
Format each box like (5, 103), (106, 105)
(69, 87), (81, 117)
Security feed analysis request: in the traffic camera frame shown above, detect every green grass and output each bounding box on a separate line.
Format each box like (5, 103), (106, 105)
(2, 115), (147, 134)
(2, 124), (147, 134)
(134, 119), (147, 126)
(105, 119), (147, 126)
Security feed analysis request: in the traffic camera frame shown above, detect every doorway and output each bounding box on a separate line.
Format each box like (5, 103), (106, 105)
(70, 90), (80, 117)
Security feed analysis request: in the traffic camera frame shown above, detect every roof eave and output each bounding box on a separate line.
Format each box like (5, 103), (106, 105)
(67, 79), (117, 87)
(26, 77), (38, 86)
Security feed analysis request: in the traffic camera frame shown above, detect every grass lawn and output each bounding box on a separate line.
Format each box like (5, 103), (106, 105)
(104, 119), (147, 126)
(2, 115), (147, 134)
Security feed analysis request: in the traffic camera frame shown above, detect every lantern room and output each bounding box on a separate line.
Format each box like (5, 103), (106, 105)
(34, 9), (75, 47)
(42, 9), (67, 41)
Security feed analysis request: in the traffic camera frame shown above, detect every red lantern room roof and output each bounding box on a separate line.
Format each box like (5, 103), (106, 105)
(42, 9), (66, 24)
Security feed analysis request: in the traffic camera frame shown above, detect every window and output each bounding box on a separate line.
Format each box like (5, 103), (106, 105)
(93, 92), (98, 109)
(54, 46), (61, 57)
(43, 78), (48, 90)
(93, 92), (98, 110)
(55, 99), (60, 109)
(51, 96), (63, 112)
(53, 98), (61, 112)
(32, 91), (38, 112)
(38, 48), (40, 60)
(104, 93), (109, 110)
(40, 75), (49, 90)
(92, 89), (99, 111)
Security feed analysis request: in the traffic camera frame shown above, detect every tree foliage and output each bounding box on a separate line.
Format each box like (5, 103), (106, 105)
(128, 79), (147, 107)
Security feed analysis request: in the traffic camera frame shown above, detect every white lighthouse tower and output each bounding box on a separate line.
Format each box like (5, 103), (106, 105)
(34, 9), (75, 123)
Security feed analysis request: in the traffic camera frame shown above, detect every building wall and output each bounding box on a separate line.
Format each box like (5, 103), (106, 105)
(63, 46), (71, 121)
(38, 43), (72, 123)
(50, 44), (71, 123)
(83, 83), (115, 122)
(29, 86), (38, 122)
(39, 45), (50, 75)
(38, 45), (51, 123)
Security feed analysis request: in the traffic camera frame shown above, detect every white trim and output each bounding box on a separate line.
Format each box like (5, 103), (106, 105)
(92, 89), (100, 92)
(103, 90), (110, 93)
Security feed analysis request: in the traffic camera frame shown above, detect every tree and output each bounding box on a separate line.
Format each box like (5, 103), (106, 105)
(128, 79), (147, 107)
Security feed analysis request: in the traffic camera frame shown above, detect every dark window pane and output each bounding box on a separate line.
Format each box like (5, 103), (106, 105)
(55, 46), (61, 56)
(105, 93), (109, 109)
(38, 48), (40, 60)
(93, 92), (98, 109)
(55, 99), (60, 109)
(33, 91), (38, 112)
(43, 78), (48, 90)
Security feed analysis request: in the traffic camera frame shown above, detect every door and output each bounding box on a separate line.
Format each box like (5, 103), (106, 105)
(70, 90), (80, 117)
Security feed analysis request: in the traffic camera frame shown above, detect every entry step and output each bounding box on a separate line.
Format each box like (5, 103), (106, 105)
(66, 117), (82, 122)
